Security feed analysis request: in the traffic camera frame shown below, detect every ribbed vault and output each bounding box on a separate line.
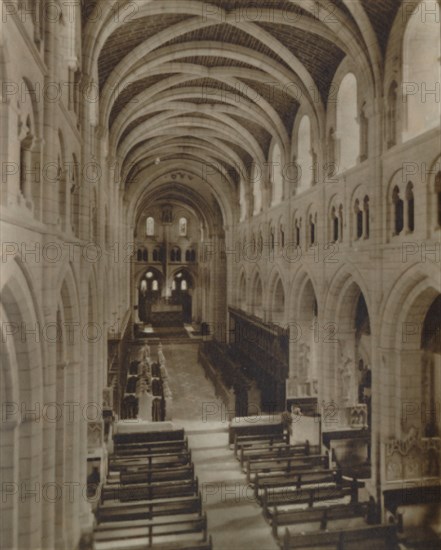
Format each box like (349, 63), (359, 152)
(83, 0), (389, 221)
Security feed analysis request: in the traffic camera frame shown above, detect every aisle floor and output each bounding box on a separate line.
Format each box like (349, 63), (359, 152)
(162, 343), (278, 550)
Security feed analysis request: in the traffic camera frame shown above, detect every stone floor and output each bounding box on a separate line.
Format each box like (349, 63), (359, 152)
(162, 342), (224, 423)
(162, 342), (279, 550)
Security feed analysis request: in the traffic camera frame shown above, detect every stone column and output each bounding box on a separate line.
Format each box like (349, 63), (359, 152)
(0, 421), (19, 549)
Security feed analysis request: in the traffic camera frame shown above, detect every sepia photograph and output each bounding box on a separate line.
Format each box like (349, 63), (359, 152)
(0, 1), (440, 548)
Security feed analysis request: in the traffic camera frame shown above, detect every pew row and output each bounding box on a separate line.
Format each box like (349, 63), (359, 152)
(262, 482), (362, 518)
(94, 511), (207, 543)
(280, 523), (400, 550)
(94, 514), (211, 550)
(114, 429), (185, 444)
(234, 433), (288, 457)
(254, 468), (344, 499)
(270, 501), (375, 538)
(109, 450), (192, 471)
(246, 454), (330, 483)
(113, 439), (188, 457)
(240, 441), (318, 468)
(97, 494), (203, 523)
(116, 464), (195, 485)
(101, 478), (199, 503)
(229, 420), (284, 446)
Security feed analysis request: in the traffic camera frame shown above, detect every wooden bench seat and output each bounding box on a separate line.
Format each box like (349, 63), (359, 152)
(101, 478), (199, 503)
(280, 523), (399, 550)
(114, 439), (188, 457)
(229, 420), (284, 445)
(262, 484), (359, 517)
(114, 429), (185, 444)
(97, 494), (202, 522)
(234, 433), (287, 456)
(110, 450), (192, 471)
(94, 535), (212, 550)
(240, 442), (318, 467)
(254, 469), (343, 498)
(271, 502), (371, 537)
(246, 454), (330, 482)
(118, 464), (194, 485)
(114, 443), (189, 458)
(241, 445), (319, 471)
(94, 512), (207, 544)
(95, 512), (205, 535)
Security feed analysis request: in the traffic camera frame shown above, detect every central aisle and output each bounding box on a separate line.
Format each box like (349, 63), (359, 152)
(162, 342), (278, 550)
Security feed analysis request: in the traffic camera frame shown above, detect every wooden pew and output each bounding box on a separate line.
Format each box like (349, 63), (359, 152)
(234, 433), (287, 457)
(254, 468), (343, 499)
(271, 501), (371, 538)
(114, 440), (188, 457)
(94, 513), (211, 550)
(95, 536), (212, 550)
(281, 523), (399, 550)
(101, 477), (199, 503)
(246, 453), (329, 483)
(229, 420), (284, 445)
(240, 441), (316, 467)
(95, 535), (212, 550)
(110, 450), (192, 471)
(262, 481), (360, 518)
(240, 443), (319, 471)
(97, 494), (202, 523)
(114, 438), (188, 454)
(114, 429), (185, 444)
(118, 464), (194, 485)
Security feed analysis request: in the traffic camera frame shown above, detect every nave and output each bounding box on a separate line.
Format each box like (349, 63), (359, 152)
(86, 338), (440, 550)
(1, 0), (441, 548)
(89, 340), (279, 550)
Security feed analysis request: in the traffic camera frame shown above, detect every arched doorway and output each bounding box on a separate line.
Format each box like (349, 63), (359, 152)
(354, 293), (372, 427)
(172, 269), (193, 323)
(420, 294), (441, 438)
(251, 273), (263, 318)
(332, 286), (372, 418)
(270, 277), (285, 324)
(138, 268), (163, 323)
(294, 278), (319, 398)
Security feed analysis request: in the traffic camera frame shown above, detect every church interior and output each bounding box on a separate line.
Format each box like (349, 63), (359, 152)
(1, 1), (440, 548)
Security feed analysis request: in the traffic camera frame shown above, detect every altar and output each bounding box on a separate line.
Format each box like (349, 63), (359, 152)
(151, 303), (183, 326)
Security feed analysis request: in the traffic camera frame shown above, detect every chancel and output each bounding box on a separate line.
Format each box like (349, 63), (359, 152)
(1, 1), (440, 549)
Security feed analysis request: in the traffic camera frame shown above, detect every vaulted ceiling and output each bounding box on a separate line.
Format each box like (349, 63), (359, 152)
(83, 0), (401, 215)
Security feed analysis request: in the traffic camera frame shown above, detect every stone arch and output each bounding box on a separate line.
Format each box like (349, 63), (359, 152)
(55, 265), (83, 548)
(289, 271), (320, 397)
(267, 267), (286, 325)
(429, 155), (441, 231)
(87, 270), (99, 404)
(0, 258), (44, 548)
(323, 266), (372, 407)
(251, 161), (263, 216)
(70, 153), (80, 237)
(17, 78), (40, 211)
(327, 193), (344, 243)
(57, 129), (67, 229)
(239, 178), (247, 222)
(402, 1), (441, 142)
(296, 114), (314, 194)
(237, 268), (247, 311)
(336, 72), (360, 172)
(270, 140), (284, 206)
(379, 265), (440, 439)
(250, 268), (264, 319)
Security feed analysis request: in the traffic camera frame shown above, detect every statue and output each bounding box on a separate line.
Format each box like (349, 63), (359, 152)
(338, 341), (357, 406)
(142, 344), (151, 361)
(136, 373), (153, 421)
